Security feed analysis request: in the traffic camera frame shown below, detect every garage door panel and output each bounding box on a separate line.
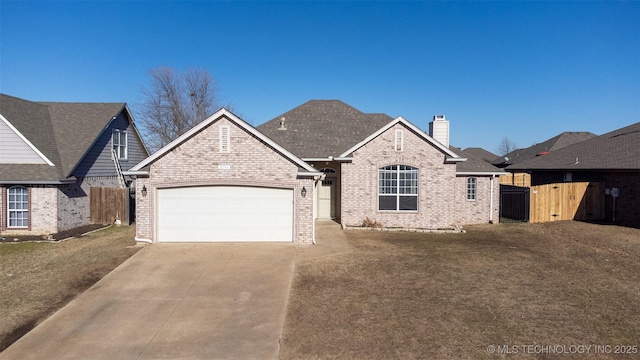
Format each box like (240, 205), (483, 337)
(157, 186), (293, 242)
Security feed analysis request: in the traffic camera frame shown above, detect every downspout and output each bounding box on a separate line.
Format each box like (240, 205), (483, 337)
(489, 175), (495, 224)
(311, 174), (325, 245)
(135, 236), (152, 244)
(312, 178), (318, 244)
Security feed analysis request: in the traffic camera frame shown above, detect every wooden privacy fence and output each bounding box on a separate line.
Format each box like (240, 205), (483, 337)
(500, 172), (531, 187)
(529, 182), (605, 223)
(90, 187), (129, 225)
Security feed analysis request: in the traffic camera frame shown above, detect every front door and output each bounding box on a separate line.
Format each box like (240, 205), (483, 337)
(318, 177), (336, 218)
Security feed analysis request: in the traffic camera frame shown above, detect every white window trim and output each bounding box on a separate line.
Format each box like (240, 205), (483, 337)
(394, 129), (404, 152)
(219, 125), (230, 153)
(378, 165), (419, 212)
(7, 186), (29, 228)
(466, 177), (477, 201)
(112, 129), (128, 160)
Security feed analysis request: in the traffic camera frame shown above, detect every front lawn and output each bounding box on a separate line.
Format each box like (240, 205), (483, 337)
(0, 225), (140, 352)
(280, 221), (640, 359)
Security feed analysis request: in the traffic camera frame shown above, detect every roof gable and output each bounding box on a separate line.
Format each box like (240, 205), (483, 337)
(0, 94), (59, 167)
(41, 101), (126, 177)
(509, 122), (640, 170)
(129, 108), (318, 174)
(0, 113), (53, 165)
(257, 100), (393, 158)
(339, 116), (462, 160)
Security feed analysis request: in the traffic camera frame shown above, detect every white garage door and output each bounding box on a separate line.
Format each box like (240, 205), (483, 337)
(157, 186), (293, 242)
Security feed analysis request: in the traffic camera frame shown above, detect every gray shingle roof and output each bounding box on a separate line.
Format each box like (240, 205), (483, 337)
(41, 102), (125, 176)
(508, 122), (640, 170)
(257, 100), (393, 158)
(451, 147), (504, 174)
(1, 94), (125, 182)
(493, 132), (596, 166)
(462, 147), (498, 163)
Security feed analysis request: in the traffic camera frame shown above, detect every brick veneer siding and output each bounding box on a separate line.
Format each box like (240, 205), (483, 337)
(56, 177), (121, 232)
(0, 177), (124, 236)
(341, 123), (460, 229)
(0, 185), (58, 235)
(135, 116), (315, 243)
(453, 175), (500, 225)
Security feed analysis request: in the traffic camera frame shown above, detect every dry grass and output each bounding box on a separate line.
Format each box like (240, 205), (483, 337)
(0, 225), (140, 351)
(281, 221), (640, 359)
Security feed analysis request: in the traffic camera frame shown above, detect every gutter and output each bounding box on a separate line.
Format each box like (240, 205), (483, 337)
(0, 179), (77, 185)
(122, 170), (150, 176)
(456, 171), (506, 176)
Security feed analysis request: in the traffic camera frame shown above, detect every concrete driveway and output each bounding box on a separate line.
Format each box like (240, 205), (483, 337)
(0, 242), (298, 360)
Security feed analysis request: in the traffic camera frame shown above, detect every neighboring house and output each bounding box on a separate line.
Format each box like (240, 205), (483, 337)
(0, 94), (148, 236)
(508, 122), (640, 228)
(493, 132), (596, 168)
(463, 147), (497, 163)
(128, 100), (503, 244)
(494, 131), (596, 186)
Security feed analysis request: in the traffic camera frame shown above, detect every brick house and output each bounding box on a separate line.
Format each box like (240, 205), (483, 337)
(508, 121), (640, 228)
(128, 100), (503, 244)
(0, 94), (148, 236)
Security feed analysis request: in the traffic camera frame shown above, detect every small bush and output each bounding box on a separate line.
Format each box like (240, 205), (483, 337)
(362, 217), (382, 228)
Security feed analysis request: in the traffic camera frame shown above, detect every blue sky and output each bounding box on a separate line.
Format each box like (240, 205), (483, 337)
(1, 1), (638, 154)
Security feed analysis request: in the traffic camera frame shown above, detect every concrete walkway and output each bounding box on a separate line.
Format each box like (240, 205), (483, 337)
(0, 242), (298, 360)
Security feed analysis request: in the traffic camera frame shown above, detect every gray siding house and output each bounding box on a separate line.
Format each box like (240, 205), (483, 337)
(0, 94), (148, 236)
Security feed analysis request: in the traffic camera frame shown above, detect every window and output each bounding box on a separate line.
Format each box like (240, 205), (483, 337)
(378, 165), (418, 211)
(319, 168), (336, 173)
(112, 130), (127, 160)
(564, 172), (572, 182)
(220, 125), (230, 153)
(8, 186), (29, 228)
(395, 129), (404, 151)
(467, 177), (477, 201)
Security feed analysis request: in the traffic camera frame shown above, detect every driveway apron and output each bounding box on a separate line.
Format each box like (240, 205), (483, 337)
(0, 242), (297, 360)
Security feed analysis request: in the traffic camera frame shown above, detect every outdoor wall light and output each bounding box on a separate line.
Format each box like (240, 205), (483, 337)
(141, 185), (147, 197)
(301, 186), (307, 197)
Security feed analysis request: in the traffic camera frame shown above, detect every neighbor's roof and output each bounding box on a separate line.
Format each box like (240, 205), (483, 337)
(41, 102), (125, 176)
(257, 100), (393, 158)
(493, 132), (596, 167)
(452, 147), (504, 175)
(508, 122), (640, 171)
(462, 147), (497, 163)
(0, 93), (126, 182)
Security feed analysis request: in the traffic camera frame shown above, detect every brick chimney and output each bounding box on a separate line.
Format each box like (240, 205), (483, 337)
(429, 115), (449, 148)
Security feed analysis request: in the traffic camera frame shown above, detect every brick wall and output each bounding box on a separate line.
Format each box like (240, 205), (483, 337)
(136, 116), (315, 243)
(453, 175), (500, 225)
(56, 177), (121, 232)
(0, 185), (58, 236)
(341, 123), (459, 229)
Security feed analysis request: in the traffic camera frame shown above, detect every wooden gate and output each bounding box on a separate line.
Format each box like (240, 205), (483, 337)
(90, 187), (129, 225)
(529, 182), (605, 223)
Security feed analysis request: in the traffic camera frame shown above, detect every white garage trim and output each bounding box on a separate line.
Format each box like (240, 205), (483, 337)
(156, 186), (294, 242)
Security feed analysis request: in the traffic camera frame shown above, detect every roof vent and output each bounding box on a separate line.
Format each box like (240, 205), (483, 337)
(278, 116), (287, 130)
